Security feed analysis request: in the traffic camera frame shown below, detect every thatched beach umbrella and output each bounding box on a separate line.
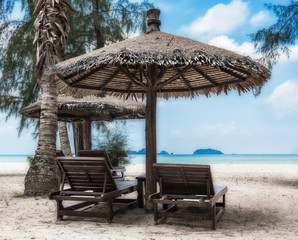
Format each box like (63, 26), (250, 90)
(50, 9), (271, 209)
(20, 94), (145, 121)
(20, 95), (145, 154)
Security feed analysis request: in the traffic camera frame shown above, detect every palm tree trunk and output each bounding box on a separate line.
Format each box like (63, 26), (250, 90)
(24, 0), (78, 196)
(58, 121), (72, 156)
(25, 75), (59, 195)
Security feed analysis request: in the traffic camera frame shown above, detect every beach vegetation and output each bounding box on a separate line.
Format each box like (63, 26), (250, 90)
(27, 156), (34, 165)
(251, 1), (297, 69)
(95, 121), (130, 166)
(13, 192), (25, 198)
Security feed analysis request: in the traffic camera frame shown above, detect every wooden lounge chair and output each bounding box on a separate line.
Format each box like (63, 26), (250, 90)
(148, 163), (227, 230)
(78, 150), (126, 180)
(49, 156), (140, 222)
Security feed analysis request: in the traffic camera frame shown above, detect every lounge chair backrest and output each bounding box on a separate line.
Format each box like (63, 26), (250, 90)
(56, 157), (118, 194)
(153, 163), (215, 196)
(78, 150), (113, 169)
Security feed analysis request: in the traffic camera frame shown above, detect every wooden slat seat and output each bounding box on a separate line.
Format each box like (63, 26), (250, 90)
(78, 150), (126, 180)
(148, 163), (227, 230)
(49, 156), (140, 222)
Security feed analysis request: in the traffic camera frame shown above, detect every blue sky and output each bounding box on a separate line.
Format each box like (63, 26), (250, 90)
(1, 0), (297, 154)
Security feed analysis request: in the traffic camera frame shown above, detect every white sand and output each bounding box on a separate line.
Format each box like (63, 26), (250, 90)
(0, 162), (29, 175)
(1, 163), (298, 239)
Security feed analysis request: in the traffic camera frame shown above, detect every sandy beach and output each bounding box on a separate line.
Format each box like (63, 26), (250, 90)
(0, 163), (298, 240)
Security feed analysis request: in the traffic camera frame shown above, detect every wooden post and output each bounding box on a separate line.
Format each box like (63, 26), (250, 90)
(145, 88), (157, 211)
(72, 121), (84, 156)
(145, 64), (158, 211)
(82, 118), (92, 150)
(72, 118), (92, 156)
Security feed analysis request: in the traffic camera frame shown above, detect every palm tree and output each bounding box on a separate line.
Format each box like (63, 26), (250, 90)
(24, 0), (78, 195)
(0, 0), (152, 195)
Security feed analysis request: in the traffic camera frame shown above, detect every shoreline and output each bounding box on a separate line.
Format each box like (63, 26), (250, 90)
(1, 162), (298, 175)
(2, 153), (298, 166)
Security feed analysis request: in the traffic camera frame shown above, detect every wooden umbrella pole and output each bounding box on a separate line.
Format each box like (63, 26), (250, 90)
(72, 121), (84, 155)
(82, 117), (92, 150)
(145, 87), (157, 211)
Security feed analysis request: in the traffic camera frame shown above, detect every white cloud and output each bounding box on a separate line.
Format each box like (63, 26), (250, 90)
(279, 44), (298, 62)
(181, 0), (249, 39)
(208, 35), (261, 59)
(249, 10), (270, 26)
(208, 36), (298, 63)
(267, 80), (298, 115)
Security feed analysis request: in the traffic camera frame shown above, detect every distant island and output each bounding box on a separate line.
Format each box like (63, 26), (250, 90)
(129, 149), (171, 155)
(129, 148), (146, 154)
(129, 148), (223, 155)
(158, 150), (169, 155)
(193, 148), (223, 155)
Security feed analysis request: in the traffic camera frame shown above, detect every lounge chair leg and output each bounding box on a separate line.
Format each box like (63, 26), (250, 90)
(212, 206), (216, 230)
(137, 180), (144, 208)
(106, 200), (113, 223)
(56, 200), (63, 220)
(153, 203), (159, 225)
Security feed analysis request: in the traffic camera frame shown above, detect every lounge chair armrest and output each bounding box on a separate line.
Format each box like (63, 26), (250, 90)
(148, 192), (161, 201)
(49, 191), (61, 200)
(209, 185), (227, 206)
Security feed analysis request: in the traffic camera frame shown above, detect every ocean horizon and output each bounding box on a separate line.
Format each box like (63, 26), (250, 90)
(1, 154), (298, 164)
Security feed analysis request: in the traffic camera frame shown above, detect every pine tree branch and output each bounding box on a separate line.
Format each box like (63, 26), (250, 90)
(278, 10), (298, 33)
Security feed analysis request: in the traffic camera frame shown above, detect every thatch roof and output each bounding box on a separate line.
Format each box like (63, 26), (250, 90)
(51, 31), (271, 99)
(20, 95), (145, 121)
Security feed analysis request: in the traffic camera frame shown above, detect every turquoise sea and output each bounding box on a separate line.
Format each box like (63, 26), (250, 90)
(1, 154), (298, 164)
(129, 154), (298, 164)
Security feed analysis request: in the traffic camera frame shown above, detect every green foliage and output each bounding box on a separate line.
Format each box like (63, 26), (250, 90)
(13, 192), (25, 198)
(93, 120), (109, 133)
(0, 0), (153, 133)
(0, 0), (39, 133)
(251, 1), (297, 69)
(95, 121), (130, 166)
(27, 155), (34, 165)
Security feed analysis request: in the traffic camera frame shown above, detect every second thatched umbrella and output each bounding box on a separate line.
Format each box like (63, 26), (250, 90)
(20, 95), (145, 155)
(20, 94), (145, 121)
(50, 9), (271, 209)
